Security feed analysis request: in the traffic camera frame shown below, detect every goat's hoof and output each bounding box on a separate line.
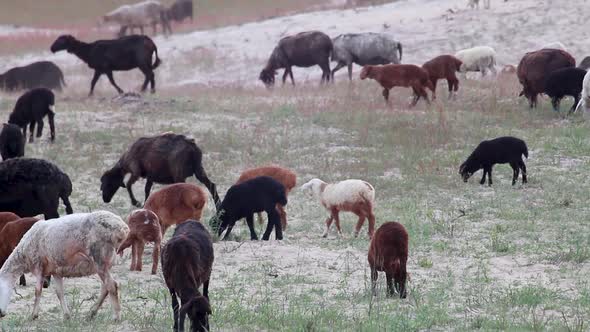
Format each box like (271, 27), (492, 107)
(31, 313), (39, 320)
(321, 233), (328, 238)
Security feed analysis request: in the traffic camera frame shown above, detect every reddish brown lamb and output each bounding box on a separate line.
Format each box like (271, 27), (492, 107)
(360, 64), (434, 107)
(117, 209), (162, 274)
(422, 55), (462, 100)
(368, 221), (408, 298)
(0, 217), (41, 287)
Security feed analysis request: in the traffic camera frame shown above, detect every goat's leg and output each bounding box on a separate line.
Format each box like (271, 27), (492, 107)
(261, 208), (281, 240)
(367, 212), (375, 238)
(271, 208), (283, 240)
(48, 111), (55, 141)
(510, 162), (519, 185)
(486, 166), (493, 186)
(321, 215), (333, 238)
(35, 118), (44, 138)
(347, 63), (353, 81)
(288, 67), (295, 85)
(136, 242), (145, 272)
(331, 61), (346, 81)
(125, 174), (141, 207)
(144, 179), (154, 204)
(90, 266), (120, 321)
(551, 97), (561, 112)
(479, 169), (487, 185)
(420, 87), (431, 105)
(21, 125), (27, 143)
(354, 214), (366, 238)
(30, 270), (44, 319)
(89, 71), (102, 96)
(333, 211), (344, 238)
(246, 214), (258, 240)
(28, 121), (36, 143)
(221, 225), (234, 240)
(106, 71), (124, 94)
(385, 271), (395, 297)
(151, 241), (160, 275)
(370, 267), (378, 296)
(53, 276), (71, 319)
(382, 88), (390, 105)
(519, 159), (527, 184)
(130, 241), (137, 271)
(431, 79), (438, 100)
(277, 204), (287, 230)
(169, 288), (180, 332)
(319, 61), (331, 84)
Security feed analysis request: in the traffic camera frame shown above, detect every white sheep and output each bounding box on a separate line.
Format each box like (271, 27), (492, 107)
(574, 70), (590, 118)
(103, 0), (171, 36)
(0, 211), (129, 321)
(455, 46), (497, 76)
(541, 42), (567, 51)
(301, 178), (376, 238)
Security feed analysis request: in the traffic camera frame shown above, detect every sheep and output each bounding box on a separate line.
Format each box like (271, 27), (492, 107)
(100, 133), (220, 209)
(331, 33), (402, 81)
(0, 211), (129, 320)
(214, 176), (287, 241)
(460, 136), (528, 186)
(162, 221), (213, 332)
(543, 67), (586, 113)
(104, 0), (171, 37)
(368, 221), (408, 298)
(117, 209), (161, 274)
(421, 55), (462, 100)
(50, 34), (161, 96)
(0, 123), (25, 160)
(259, 31), (333, 87)
(144, 183), (208, 236)
(578, 56), (590, 71)
(7, 88), (55, 143)
(236, 165), (296, 230)
(0, 217), (42, 288)
(0, 158), (73, 219)
(167, 0), (193, 23)
(455, 46), (497, 76)
(517, 48), (575, 108)
(575, 70), (590, 115)
(0, 61), (66, 92)
(541, 42), (567, 51)
(301, 178), (375, 238)
(360, 64), (433, 107)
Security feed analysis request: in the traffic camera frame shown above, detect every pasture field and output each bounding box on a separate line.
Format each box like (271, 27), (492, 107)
(1, 76), (590, 331)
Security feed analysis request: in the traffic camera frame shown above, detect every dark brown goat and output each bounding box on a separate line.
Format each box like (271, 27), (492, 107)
(422, 55), (462, 100)
(368, 221), (408, 298)
(517, 48), (575, 108)
(0, 217), (42, 287)
(100, 133), (220, 209)
(259, 31), (333, 87)
(117, 209), (162, 274)
(360, 64), (434, 107)
(162, 221), (213, 332)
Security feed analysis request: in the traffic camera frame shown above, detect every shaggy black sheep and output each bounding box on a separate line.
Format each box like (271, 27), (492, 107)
(0, 123), (25, 160)
(8, 88), (56, 143)
(0, 158), (73, 219)
(162, 221), (213, 332)
(544, 67), (586, 113)
(214, 176), (287, 241)
(0, 61), (66, 92)
(459, 136), (528, 186)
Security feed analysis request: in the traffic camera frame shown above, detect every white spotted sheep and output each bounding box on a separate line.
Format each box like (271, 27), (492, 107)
(117, 209), (162, 274)
(455, 46), (497, 76)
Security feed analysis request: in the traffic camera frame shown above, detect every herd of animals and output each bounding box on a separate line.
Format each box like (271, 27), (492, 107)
(0, 0), (589, 331)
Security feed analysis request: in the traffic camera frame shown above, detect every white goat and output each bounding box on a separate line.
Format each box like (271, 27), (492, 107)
(0, 211), (129, 321)
(301, 178), (375, 238)
(455, 46), (497, 76)
(103, 0), (171, 36)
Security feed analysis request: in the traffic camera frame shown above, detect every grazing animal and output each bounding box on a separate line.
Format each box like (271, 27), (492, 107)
(162, 221), (213, 332)
(575, 70), (590, 114)
(0, 61), (65, 92)
(144, 183), (208, 236)
(421, 55), (462, 99)
(215, 176), (287, 241)
(368, 221), (408, 298)
(517, 48), (575, 108)
(455, 46), (497, 76)
(0, 211), (129, 320)
(50, 34), (161, 96)
(104, 0), (171, 37)
(8, 88), (55, 143)
(259, 31), (333, 87)
(0, 213), (19, 231)
(117, 209), (162, 274)
(543, 67), (586, 113)
(0, 158), (73, 219)
(167, 0), (193, 23)
(331, 33), (402, 81)
(100, 133), (219, 208)
(236, 165), (296, 230)
(301, 178), (375, 238)
(360, 64), (433, 107)
(460, 136), (528, 186)
(0, 123), (25, 160)
(0, 217), (42, 287)
(578, 56), (590, 71)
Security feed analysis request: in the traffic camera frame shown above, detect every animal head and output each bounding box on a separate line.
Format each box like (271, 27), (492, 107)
(215, 209), (234, 237)
(50, 35), (76, 53)
(100, 167), (125, 203)
(359, 66), (373, 80)
(179, 296), (211, 332)
(0, 275), (12, 318)
(300, 178), (326, 198)
(459, 159), (480, 183)
(259, 68), (276, 87)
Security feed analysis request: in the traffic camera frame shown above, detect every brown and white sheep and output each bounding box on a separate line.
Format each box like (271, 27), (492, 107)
(117, 209), (162, 274)
(236, 165), (296, 230)
(301, 178), (375, 238)
(144, 183), (208, 237)
(421, 55), (462, 100)
(368, 221), (408, 298)
(0, 217), (41, 287)
(360, 64), (433, 107)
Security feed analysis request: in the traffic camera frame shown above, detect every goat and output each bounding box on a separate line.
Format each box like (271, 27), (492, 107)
(0, 123), (25, 160)
(117, 209), (162, 274)
(0, 61), (65, 92)
(544, 67), (586, 113)
(8, 88), (55, 143)
(360, 64), (433, 107)
(368, 221), (408, 298)
(421, 55), (462, 100)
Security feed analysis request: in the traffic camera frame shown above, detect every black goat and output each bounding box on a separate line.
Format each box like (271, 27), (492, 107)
(8, 88), (56, 143)
(214, 176), (287, 241)
(0, 123), (25, 160)
(0, 158), (73, 219)
(0, 61), (66, 92)
(460, 136), (528, 186)
(162, 221), (213, 332)
(167, 0), (193, 23)
(544, 67), (586, 113)
(50, 34), (161, 96)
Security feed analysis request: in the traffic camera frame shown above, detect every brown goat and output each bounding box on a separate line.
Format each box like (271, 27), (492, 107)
(368, 221), (408, 298)
(117, 209), (162, 274)
(360, 64), (434, 107)
(162, 221), (213, 332)
(517, 48), (576, 108)
(422, 55), (462, 100)
(0, 212), (20, 231)
(0, 217), (41, 287)
(144, 183), (208, 237)
(236, 165), (296, 230)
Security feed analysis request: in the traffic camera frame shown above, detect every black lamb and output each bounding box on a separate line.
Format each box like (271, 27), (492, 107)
(0, 123), (25, 160)
(0, 61), (66, 92)
(214, 176), (287, 241)
(459, 136), (528, 186)
(8, 88), (56, 143)
(0, 158), (73, 219)
(543, 67), (586, 113)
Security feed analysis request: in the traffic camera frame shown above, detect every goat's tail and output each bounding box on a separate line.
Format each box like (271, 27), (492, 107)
(522, 142), (529, 159)
(152, 46), (162, 69)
